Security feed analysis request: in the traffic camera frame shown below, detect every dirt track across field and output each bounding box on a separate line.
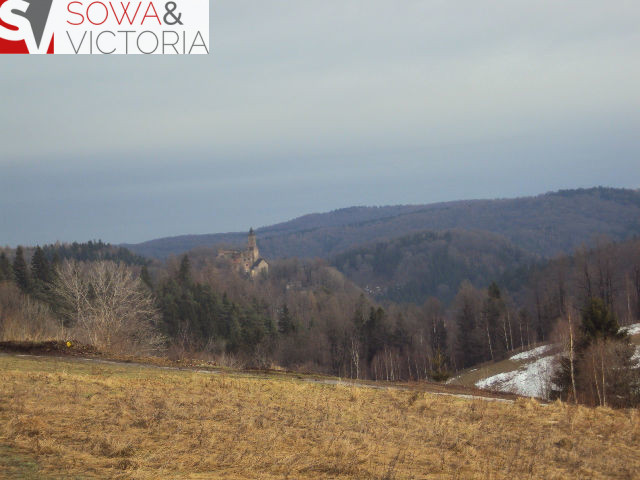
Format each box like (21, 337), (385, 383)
(0, 341), (521, 403)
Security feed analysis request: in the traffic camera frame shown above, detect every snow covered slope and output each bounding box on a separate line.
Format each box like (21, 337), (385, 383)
(509, 345), (553, 362)
(622, 323), (640, 336)
(449, 323), (640, 399)
(473, 344), (557, 398)
(475, 355), (556, 398)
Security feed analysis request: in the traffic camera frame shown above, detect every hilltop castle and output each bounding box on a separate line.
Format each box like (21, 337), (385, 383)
(217, 228), (268, 278)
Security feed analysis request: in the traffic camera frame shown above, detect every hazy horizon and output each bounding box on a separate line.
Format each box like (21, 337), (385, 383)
(2, 184), (639, 248)
(2, 1), (640, 246)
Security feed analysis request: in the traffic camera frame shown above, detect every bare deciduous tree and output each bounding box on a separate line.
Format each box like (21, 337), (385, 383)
(53, 260), (87, 329)
(54, 260), (164, 354)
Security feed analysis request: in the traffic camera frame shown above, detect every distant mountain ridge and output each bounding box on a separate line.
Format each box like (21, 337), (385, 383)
(124, 187), (640, 260)
(122, 204), (431, 258)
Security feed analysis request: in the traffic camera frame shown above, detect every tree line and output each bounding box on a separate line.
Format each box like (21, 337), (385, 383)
(1, 237), (639, 406)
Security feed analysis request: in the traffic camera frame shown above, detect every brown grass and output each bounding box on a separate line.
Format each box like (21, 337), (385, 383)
(1, 355), (639, 480)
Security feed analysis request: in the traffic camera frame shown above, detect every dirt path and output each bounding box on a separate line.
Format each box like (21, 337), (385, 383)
(1, 351), (518, 403)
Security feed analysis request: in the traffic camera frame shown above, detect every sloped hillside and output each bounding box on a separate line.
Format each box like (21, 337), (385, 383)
(125, 188), (640, 260)
(3, 354), (640, 479)
(331, 230), (535, 304)
(450, 325), (640, 399)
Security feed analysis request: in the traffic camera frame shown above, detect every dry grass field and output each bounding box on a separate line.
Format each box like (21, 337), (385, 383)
(1, 354), (639, 480)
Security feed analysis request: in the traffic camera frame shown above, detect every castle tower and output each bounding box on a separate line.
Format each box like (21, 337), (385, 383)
(248, 228), (259, 263)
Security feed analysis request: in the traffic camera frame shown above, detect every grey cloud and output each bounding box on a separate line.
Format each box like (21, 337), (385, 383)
(1, 0), (639, 245)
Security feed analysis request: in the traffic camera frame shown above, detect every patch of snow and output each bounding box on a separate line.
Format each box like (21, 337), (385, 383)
(509, 345), (553, 362)
(632, 347), (640, 367)
(621, 323), (640, 336)
(476, 356), (557, 398)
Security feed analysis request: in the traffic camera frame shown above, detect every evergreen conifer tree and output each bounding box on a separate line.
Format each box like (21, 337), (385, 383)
(0, 252), (12, 282)
(453, 283), (484, 368)
(178, 255), (191, 285)
(482, 282), (507, 360)
(13, 246), (30, 292)
(278, 304), (295, 335)
(226, 303), (242, 352)
(140, 265), (153, 290)
(553, 298), (635, 406)
(580, 297), (621, 343)
(31, 246), (52, 285)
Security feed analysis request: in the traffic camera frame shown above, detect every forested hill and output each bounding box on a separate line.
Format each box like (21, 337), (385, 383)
(122, 205), (430, 258)
(331, 230), (535, 304)
(125, 187), (640, 260)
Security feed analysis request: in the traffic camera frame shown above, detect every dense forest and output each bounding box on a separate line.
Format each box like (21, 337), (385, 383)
(0, 241), (148, 268)
(332, 230), (535, 304)
(2, 227), (640, 406)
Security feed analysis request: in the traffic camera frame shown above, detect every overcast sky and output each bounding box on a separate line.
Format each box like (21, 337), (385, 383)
(2, 0), (639, 246)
